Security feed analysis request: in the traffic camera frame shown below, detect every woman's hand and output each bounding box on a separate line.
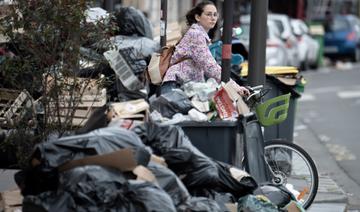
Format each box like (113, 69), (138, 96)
(229, 79), (250, 97)
(236, 86), (250, 97)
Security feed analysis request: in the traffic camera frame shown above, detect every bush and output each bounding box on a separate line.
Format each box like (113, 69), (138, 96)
(0, 0), (113, 167)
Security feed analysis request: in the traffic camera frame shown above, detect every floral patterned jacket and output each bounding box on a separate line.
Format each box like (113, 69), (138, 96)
(162, 23), (221, 84)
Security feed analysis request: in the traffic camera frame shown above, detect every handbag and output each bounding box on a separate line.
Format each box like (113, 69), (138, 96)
(147, 38), (189, 85)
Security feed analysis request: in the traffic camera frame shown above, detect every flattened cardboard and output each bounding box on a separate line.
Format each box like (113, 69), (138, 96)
(111, 99), (149, 117)
(0, 189), (22, 212)
(223, 80), (241, 101)
(57, 148), (156, 183)
(236, 97), (250, 115)
(58, 148), (138, 172)
(284, 201), (303, 212)
(276, 76), (297, 86)
(133, 165), (157, 184)
(225, 203), (237, 212)
(150, 154), (167, 167)
(213, 87), (238, 119)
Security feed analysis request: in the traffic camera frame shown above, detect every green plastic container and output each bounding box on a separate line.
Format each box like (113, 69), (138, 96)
(308, 23), (325, 68)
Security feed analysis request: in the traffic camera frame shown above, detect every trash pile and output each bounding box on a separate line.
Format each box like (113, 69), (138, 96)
(13, 116), (303, 211)
(0, 5), (306, 212)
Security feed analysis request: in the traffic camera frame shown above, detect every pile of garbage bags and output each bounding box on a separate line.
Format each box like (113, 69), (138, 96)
(15, 124), (253, 211)
(15, 120), (304, 211)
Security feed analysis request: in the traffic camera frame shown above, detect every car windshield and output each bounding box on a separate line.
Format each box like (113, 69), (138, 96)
(332, 17), (350, 31)
(239, 23), (270, 40)
(240, 24), (250, 40)
(273, 20), (285, 34)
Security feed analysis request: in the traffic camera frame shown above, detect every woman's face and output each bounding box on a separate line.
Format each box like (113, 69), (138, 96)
(195, 4), (218, 32)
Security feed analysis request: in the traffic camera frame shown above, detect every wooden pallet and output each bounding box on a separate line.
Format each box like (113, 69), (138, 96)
(44, 75), (107, 127)
(0, 88), (34, 127)
(48, 88), (107, 127)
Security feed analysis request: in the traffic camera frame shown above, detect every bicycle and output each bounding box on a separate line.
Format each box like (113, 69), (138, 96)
(240, 85), (318, 209)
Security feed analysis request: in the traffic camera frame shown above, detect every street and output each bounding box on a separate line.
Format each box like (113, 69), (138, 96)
(295, 63), (360, 210)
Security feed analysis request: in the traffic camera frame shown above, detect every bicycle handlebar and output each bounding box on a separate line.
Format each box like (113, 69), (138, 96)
(244, 85), (271, 109)
(247, 85), (264, 92)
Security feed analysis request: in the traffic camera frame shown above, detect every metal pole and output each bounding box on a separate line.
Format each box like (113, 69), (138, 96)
(221, 0), (234, 82)
(160, 0), (168, 48)
(246, 0), (270, 184)
(248, 0), (268, 86)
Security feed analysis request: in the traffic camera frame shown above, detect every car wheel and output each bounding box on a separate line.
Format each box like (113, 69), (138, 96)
(309, 61), (319, 70)
(300, 60), (309, 71)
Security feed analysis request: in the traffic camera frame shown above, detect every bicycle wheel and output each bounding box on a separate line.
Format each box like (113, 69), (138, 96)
(264, 140), (318, 209)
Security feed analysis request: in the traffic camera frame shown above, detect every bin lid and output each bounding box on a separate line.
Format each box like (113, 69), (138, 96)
(178, 120), (237, 127)
(239, 63), (298, 77)
(308, 23), (325, 35)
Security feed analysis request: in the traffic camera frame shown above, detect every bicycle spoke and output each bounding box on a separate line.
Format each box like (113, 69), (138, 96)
(264, 141), (318, 209)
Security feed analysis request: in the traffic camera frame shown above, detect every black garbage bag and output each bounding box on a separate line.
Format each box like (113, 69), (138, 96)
(150, 89), (193, 118)
(22, 191), (76, 212)
(115, 76), (148, 101)
(0, 136), (19, 169)
(22, 166), (176, 212)
(132, 122), (257, 199)
(14, 166), (60, 196)
(18, 125), (179, 212)
(182, 191), (234, 212)
(15, 126), (151, 196)
(75, 104), (109, 135)
(147, 162), (190, 207)
(110, 35), (159, 59)
(178, 196), (224, 212)
(148, 161), (226, 211)
(113, 6), (153, 39)
(118, 47), (148, 75)
(253, 184), (295, 208)
(238, 194), (279, 212)
(108, 47), (148, 101)
(34, 126), (149, 168)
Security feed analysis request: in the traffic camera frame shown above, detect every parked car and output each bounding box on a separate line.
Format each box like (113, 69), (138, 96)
(291, 19), (320, 69)
(323, 14), (360, 62)
(268, 14), (300, 68)
(239, 16), (288, 66)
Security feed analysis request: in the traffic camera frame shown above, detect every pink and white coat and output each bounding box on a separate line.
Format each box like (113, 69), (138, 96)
(162, 23), (221, 84)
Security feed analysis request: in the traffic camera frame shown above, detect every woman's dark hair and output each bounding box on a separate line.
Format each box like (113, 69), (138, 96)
(185, 1), (216, 26)
(185, 1), (218, 39)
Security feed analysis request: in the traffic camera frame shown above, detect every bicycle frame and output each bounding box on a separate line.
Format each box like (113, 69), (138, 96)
(238, 88), (292, 183)
(238, 112), (271, 183)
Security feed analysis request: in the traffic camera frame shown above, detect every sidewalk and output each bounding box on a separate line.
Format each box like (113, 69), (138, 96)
(307, 175), (347, 212)
(294, 119), (348, 212)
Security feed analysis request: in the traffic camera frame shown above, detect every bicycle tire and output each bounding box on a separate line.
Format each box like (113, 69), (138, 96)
(264, 140), (319, 209)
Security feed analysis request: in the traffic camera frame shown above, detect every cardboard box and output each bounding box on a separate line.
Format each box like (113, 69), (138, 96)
(111, 99), (149, 119)
(213, 87), (238, 120)
(0, 189), (22, 212)
(225, 203), (237, 212)
(283, 201), (304, 212)
(57, 148), (156, 183)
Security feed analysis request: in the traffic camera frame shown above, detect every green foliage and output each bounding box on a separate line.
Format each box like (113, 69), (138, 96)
(0, 0), (113, 167)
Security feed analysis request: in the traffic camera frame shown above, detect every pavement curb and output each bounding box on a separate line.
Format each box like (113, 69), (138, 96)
(293, 118), (349, 211)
